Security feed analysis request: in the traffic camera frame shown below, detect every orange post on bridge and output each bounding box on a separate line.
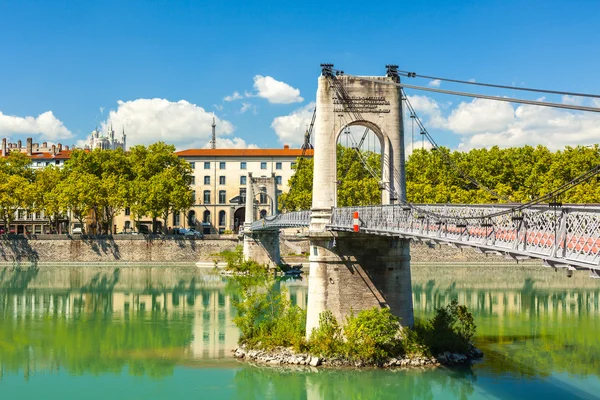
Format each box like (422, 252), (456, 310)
(353, 211), (360, 232)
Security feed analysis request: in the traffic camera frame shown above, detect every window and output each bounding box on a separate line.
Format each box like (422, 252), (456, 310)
(191, 176), (196, 185)
(275, 176), (282, 185)
(191, 190), (196, 203)
(259, 192), (268, 204)
(35, 211), (41, 220)
(240, 161), (247, 170)
(239, 188), (246, 204)
(219, 210), (226, 226)
(125, 207), (131, 216)
(204, 176), (210, 185)
(203, 190), (211, 204)
(219, 190), (226, 204)
(55, 160), (60, 165)
(203, 210), (211, 223)
(291, 162), (297, 169)
(260, 162), (267, 170)
(276, 162), (282, 170)
(219, 176), (226, 185)
(173, 213), (180, 226)
(240, 176), (247, 185)
(219, 161), (226, 169)
(204, 161), (210, 169)
(189, 162), (195, 169)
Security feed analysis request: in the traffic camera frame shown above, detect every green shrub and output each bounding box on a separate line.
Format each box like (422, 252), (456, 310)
(343, 307), (402, 363)
(308, 311), (344, 357)
(420, 299), (476, 354)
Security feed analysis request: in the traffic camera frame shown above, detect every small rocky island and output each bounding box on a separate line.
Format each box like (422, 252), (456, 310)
(233, 344), (484, 368)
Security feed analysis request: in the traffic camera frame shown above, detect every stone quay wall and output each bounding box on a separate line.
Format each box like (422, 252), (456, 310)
(0, 235), (524, 264)
(0, 235), (240, 263)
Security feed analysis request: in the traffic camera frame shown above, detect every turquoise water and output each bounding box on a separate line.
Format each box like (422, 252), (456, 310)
(1, 264), (600, 399)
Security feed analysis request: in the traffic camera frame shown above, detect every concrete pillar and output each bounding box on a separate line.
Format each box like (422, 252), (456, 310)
(244, 172), (254, 231)
(306, 233), (413, 336)
(306, 69), (412, 337)
(270, 173), (278, 215)
(243, 230), (281, 268)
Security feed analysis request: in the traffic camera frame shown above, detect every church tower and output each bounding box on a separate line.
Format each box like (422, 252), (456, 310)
(211, 114), (216, 149)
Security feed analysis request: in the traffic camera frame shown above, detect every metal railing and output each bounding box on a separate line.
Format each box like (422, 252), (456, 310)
(250, 203), (600, 270)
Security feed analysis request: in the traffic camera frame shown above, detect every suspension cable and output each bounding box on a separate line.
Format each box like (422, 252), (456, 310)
(398, 69), (600, 99)
(345, 75), (600, 113)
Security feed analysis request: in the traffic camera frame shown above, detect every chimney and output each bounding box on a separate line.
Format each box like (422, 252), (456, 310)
(57, 143), (63, 152)
(51, 144), (56, 155)
(26, 138), (32, 156)
(65, 145), (69, 151)
(283, 144), (290, 149)
(1, 138), (6, 157)
(42, 141), (47, 148)
(17, 140), (22, 149)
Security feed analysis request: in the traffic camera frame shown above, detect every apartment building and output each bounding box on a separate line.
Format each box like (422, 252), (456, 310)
(115, 146), (313, 234)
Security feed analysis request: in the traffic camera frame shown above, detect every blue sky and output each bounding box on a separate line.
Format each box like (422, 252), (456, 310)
(1, 0), (599, 151)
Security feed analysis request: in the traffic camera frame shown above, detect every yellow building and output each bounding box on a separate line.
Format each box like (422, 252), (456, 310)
(114, 146), (313, 234)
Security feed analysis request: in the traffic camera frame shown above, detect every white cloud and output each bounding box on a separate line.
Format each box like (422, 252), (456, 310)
(240, 102), (257, 114)
(271, 102), (315, 146)
(447, 98), (515, 134)
(203, 137), (259, 149)
(428, 79), (441, 87)
(223, 91), (243, 102)
(102, 98), (236, 149)
(406, 95), (446, 128)
(468, 78), (476, 83)
(253, 75), (303, 104)
(456, 102), (600, 150)
(213, 104), (224, 111)
(562, 95), (584, 106)
(0, 110), (73, 141)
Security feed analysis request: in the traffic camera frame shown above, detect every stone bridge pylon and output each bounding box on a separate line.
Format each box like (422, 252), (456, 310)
(306, 65), (414, 336)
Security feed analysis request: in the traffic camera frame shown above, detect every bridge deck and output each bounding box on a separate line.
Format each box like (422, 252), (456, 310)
(250, 204), (600, 271)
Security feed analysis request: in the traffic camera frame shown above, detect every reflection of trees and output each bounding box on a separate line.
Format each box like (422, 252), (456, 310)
(0, 265), (39, 291)
(0, 292), (194, 380)
(233, 365), (476, 400)
(412, 278), (600, 378)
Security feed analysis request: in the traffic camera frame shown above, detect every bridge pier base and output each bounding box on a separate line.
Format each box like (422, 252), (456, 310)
(242, 231), (281, 268)
(306, 232), (414, 337)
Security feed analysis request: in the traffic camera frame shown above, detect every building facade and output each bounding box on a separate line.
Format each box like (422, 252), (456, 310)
(114, 146), (313, 234)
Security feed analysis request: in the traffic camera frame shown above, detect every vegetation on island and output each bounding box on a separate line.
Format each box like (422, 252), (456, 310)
(228, 256), (477, 365)
(0, 142), (194, 234)
(280, 144), (600, 211)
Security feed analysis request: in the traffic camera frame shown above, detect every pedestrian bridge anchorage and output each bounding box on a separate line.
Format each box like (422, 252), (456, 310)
(251, 204), (600, 273)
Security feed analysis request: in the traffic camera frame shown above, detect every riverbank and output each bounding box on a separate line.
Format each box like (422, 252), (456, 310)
(0, 235), (537, 265)
(232, 344), (483, 368)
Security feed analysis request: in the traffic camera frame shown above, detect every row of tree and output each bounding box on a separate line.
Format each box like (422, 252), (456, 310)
(279, 144), (600, 211)
(0, 142), (194, 234)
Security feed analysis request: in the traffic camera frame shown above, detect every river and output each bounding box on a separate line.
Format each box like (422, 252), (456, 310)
(0, 263), (599, 399)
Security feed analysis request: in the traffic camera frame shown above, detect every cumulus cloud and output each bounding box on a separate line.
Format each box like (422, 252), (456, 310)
(271, 102), (315, 146)
(455, 101), (600, 150)
(406, 95), (446, 128)
(102, 98), (237, 149)
(428, 79), (441, 87)
(0, 110), (73, 141)
(224, 91), (243, 102)
(447, 98), (515, 134)
(253, 75), (303, 104)
(203, 137), (259, 149)
(240, 102), (257, 115)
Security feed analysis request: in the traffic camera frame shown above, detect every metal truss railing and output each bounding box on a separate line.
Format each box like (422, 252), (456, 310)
(250, 210), (312, 231)
(329, 204), (600, 270)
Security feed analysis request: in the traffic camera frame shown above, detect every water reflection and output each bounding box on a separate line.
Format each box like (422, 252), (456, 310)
(0, 265), (307, 380)
(1, 263), (600, 399)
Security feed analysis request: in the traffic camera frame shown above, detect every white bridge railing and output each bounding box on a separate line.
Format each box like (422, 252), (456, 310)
(250, 204), (600, 270)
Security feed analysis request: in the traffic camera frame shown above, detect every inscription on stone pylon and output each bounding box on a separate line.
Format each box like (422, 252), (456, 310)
(332, 95), (391, 113)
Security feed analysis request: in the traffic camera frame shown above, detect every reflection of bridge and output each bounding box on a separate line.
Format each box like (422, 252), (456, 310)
(242, 65), (600, 336)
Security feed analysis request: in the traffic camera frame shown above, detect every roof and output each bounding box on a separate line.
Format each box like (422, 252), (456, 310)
(1, 150), (74, 160)
(175, 148), (314, 157)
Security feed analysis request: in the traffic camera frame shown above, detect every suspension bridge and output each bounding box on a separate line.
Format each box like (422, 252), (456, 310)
(242, 64), (600, 335)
